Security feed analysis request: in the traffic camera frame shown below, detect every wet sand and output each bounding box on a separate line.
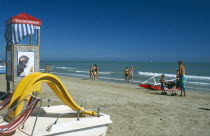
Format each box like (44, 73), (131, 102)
(0, 74), (210, 136)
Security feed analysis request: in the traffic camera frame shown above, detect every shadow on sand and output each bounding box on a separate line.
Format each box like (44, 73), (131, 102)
(82, 78), (90, 80)
(198, 108), (210, 111)
(0, 91), (9, 100)
(140, 89), (178, 97)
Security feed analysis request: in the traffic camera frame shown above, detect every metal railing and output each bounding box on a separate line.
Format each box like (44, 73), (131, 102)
(41, 97), (86, 108)
(46, 106), (108, 132)
(0, 95), (42, 136)
(0, 91), (11, 100)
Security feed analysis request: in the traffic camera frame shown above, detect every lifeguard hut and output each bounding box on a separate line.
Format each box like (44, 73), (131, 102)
(4, 13), (42, 91)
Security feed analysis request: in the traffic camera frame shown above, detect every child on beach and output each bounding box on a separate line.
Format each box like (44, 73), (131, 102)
(160, 74), (166, 95)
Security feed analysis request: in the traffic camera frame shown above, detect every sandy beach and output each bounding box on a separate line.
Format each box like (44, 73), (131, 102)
(0, 74), (210, 136)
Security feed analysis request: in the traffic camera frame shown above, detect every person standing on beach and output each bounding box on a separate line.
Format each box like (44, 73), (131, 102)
(94, 64), (99, 80)
(178, 61), (186, 97)
(160, 74), (166, 95)
(124, 67), (129, 82)
(90, 66), (93, 79)
(128, 66), (134, 83)
(45, 64), (48, 73)
(48, 64), (52, 73)
(90, 65), (96, 80)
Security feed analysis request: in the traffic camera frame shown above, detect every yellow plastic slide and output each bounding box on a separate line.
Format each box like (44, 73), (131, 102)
(7, 72), (96, 119)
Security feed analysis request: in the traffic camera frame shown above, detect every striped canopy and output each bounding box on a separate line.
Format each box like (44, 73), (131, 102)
(4, 23), (34, 45)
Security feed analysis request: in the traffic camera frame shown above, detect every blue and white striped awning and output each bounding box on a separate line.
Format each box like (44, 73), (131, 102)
(4, 23), (34, 45)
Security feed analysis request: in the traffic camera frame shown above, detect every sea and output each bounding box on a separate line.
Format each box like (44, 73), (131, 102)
(40, 61), (210, 92)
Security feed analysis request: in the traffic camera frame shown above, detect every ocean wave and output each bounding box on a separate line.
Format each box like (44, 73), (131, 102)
(76, 70), (90, 74)
(52, 71), (115, 80)
(56, 67), (76, 70)
(75, 70), (113, 75)
(99, 76), (124, 81)
(138, 72), (175, 78)
(98, 76), (142, 83)
(51, 72), (90, 78)
(99, 72), (113, 75)
(186, 75), (210, 80)
(40, 69), (45, 72)
(186, 86), (210, 91)
(52, 72), (121, 80)
(187, 81), (210, 85)
(138, 72), (210, 80)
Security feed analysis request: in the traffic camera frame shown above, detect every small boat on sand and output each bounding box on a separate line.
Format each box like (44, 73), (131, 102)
(139, 75), (180, 95)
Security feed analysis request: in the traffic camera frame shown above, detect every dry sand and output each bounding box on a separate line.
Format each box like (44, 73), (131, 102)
(0, 74), (210, 136)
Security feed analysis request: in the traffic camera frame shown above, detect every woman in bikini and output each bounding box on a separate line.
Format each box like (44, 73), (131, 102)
(90, 65), (95, 80)
(94, 64), (99, 80)
(124, 67), (129, 82)
(128, 66), (134, 83)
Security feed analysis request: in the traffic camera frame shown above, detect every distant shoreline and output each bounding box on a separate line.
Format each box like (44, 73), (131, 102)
(40, 59), (210, 63)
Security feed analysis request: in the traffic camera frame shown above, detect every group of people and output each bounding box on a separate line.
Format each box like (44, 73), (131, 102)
(124, 66), (134, 83)
(44, 64), (52, 73)
(160, 61), (186, 97)
(90, 64), (98, 80)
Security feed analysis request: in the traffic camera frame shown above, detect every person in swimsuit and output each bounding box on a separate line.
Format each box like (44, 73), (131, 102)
(48, 64), (52, 73)
(178, 61), (186, 97)
(124, 67), (129, 82)
(90, 66), (92, 79)
(90, 65), (96, 80)
(94, 64), (99, 80)
(128, 66), (134, 83)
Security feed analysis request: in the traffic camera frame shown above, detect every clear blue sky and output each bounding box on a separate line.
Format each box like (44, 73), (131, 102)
(0, 0), (210, 62)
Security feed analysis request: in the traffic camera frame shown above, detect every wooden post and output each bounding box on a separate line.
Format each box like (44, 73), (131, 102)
(37, 29), (40, 45)
(30, 34), (33, 45)
(6, 81), (10, 92)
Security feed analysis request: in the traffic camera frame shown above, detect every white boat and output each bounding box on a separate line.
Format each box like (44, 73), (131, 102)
(13, 105), (112, 136)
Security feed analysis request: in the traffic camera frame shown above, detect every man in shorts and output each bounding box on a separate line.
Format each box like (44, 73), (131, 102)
(178, 61), (186, 97)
